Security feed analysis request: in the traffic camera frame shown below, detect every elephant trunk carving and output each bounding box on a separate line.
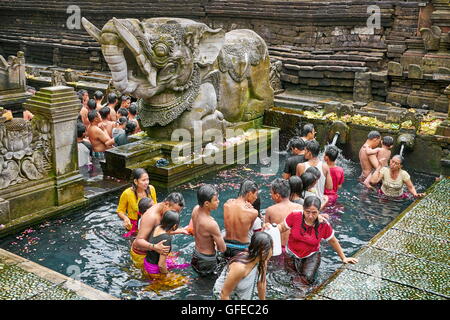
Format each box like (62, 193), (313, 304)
(82, 17), (274, 139)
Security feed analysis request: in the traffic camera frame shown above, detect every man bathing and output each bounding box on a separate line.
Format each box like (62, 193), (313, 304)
(359, 131), (381, 180)
(264, 178), (303, 251)
(131, 193), (188, 269)
(363, 136), (394, 189)
(223, 180), (259, 258)
(86, 109), (116, 162)
(190, 185), (226, 276)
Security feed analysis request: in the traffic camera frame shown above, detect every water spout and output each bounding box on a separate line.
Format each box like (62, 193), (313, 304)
(331, 132), (340, 146)
(397, 133), (415, 158)
(399, 142), (405, 158)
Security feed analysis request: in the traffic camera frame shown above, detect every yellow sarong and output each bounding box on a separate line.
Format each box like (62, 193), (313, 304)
(130, 247), (146, 270)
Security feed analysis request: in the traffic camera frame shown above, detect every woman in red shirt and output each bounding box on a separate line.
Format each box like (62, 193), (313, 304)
(275, 195), (358, 284)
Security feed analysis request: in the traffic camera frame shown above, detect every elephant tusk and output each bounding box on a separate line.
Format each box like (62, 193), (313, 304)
(113, 18), (155, 86)
(81, 17), (101, 42)
(112, 18), (144, 57)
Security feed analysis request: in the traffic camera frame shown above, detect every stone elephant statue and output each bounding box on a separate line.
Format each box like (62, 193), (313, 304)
(82, 17), (273, 139)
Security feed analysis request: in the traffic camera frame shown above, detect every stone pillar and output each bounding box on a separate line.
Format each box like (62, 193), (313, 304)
(23, 86), (84, 206)
(436, 85), (450, 137)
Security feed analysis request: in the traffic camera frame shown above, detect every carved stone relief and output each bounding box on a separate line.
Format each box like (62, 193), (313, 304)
(0, 115), (52, 190)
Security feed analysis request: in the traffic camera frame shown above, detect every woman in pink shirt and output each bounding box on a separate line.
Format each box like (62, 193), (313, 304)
(273, 196), (357, 284)
(324, 146), (345, 206)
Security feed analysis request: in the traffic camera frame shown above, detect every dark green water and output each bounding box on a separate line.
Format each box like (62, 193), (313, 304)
(0, 153), (436, 299)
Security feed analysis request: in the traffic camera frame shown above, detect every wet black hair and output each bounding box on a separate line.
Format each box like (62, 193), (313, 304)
(382, 136), (394, 147)
(306, 166), (321, 181)
(77, 89), (88, 104)
(290, 138), (305, 151)
(288, 175), (303, 199)
(229, 232), (273, 283)
(99, 106), (110, 120)
(160, 210), (180, 231)
(238, 180), (258, 197)
(131, 168), (150, 200)
(125, 121), (137, 135)
(325, 145), (339, 162)
(286, 136), (300, 151)
(117, 116), (127, 126)
(301, 172), (317, 196)
(302, 123), (315, 137)
(197, 184), (218, 207)
(301, 195), (322, 239)
(94, 90), (103, 100)
(129, 103), (137, 116)
(117, 107), (129, 118)
(87, 109), (98, 122)
(368, 130), (381, 140)
(306, 140), (320, 157)
(138, 197), (153, 215)
(121, 95), (131, 102)
(87, 98), (97, 111)
(164, 192), (185, 208)
(270, 178), (290, 199)
(77, 122), (86, 138)
(107, 93), (117, 104)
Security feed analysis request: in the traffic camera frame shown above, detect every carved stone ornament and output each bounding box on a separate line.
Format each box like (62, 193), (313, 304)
(0, 116), (52, 190)
(51, 70), (66, 86)
(269, 60), (283, 94)
(136, 66), (201, 127)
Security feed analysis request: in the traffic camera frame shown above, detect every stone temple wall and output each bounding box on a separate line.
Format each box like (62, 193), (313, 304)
(0, 0), (448, 112)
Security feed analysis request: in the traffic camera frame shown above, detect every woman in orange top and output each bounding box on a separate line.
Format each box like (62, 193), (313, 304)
(116, 168), (157, 237)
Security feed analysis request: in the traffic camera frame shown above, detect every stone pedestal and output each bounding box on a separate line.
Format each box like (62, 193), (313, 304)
(23, 86), (84, 206)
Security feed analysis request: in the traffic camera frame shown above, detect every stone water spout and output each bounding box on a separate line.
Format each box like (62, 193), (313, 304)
(397, 133), (415, 157)
(327, 121), (349, 146)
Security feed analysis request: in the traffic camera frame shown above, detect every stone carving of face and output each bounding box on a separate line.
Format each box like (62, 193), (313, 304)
(82, 18), (225, 102)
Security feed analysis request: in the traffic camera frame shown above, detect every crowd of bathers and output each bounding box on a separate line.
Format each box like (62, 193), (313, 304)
(115, 122), (426, 299)
(2, 91), (425, 298)
(74, 90), (141, 176)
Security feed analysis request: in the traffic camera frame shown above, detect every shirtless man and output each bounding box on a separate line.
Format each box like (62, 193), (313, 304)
(363, 136), (394, 189)
(296, 140), (333, 200)
(301, 123), (316, 142)
(99, 106), (114, 138)
(189, 185), (226, 276)
(86, 109), (116, 162)
(120, 95), (131, 109)
(94, 90), (104, 110)
(223, 180), (259, 258)
(131, 193), (189, 269)
(359, 131), (381, 180)
(79, 94), (94, 128)
(264, 178), (302, 251)
(105, 93), (118, 122)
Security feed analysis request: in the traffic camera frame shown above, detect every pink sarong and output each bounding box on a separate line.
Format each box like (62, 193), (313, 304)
(122, 218), (138, 238)
(143, 252), (190, 274)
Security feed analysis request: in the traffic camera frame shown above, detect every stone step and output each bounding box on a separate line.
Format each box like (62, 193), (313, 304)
(274, 97), (320, 110)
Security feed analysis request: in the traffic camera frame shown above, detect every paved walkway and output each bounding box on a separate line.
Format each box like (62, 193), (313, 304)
(309, 178), (450, 300)
(0, 248), (118, 300)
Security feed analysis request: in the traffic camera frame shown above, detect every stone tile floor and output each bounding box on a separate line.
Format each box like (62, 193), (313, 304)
(309, 178), (450, 300)
(0, 248), (118, 300)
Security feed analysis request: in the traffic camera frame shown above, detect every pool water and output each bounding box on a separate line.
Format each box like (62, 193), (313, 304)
(0, 152), (436, 300)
